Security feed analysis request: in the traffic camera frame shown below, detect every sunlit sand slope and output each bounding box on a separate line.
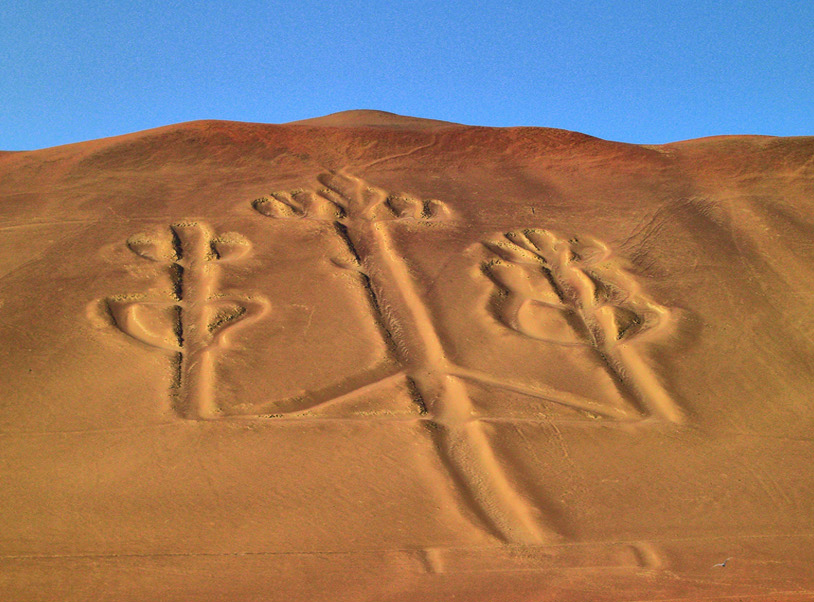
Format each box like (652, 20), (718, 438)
(1, 112), (813, 601)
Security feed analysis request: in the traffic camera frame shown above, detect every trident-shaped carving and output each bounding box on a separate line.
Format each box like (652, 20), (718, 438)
(251, 173), (560, 545)
(484, 228), (683, 424)
(107, 222), (269, 420)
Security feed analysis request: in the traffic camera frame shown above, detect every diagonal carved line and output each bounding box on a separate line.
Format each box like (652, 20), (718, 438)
(277, 371), (409, 417)
(448, 365), (640, 421)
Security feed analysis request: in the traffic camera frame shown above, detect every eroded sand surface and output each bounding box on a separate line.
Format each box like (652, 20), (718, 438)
(1, 111), (813, 600)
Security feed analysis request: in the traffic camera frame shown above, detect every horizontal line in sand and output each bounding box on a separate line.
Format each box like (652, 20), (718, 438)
(0, 415), (643, 438)
(3, 533), (813, 562)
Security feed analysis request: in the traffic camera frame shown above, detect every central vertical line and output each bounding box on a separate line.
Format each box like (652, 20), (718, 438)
(173, 223), (217, 420)
(342, 218), (550, 544)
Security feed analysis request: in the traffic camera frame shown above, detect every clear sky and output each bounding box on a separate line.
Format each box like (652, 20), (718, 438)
(1, 1), (812, 150)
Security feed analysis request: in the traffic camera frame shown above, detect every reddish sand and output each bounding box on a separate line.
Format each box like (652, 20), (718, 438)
(1, 110), (813, 601)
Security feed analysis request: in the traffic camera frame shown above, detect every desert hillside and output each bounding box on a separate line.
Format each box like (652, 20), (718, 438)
(1, 111), (813, 601)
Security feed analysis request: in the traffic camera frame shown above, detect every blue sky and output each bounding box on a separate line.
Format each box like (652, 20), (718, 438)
(1, 1), (812, 150)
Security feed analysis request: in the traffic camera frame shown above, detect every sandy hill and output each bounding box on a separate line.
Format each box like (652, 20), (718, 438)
(1, 112), (813, 601)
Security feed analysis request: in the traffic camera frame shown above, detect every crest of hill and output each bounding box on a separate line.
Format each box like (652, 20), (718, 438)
(0, 113), (617, 173)
(284, 110), (463, 130)
(2, 113), (810, 181)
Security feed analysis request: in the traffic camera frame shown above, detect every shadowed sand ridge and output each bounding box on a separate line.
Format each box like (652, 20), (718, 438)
(1, 114), (813, 601)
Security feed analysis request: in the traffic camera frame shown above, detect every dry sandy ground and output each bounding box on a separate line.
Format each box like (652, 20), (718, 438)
(1, 111), (813, 601)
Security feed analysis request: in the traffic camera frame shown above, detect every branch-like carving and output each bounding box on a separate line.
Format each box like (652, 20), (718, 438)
(251, 173), (556, 545)
(107, 222), (269, 420)
(252, 170), (451, 224)
(484, 228), (683, 423)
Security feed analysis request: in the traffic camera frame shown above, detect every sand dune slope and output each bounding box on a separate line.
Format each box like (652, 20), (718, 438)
(1, 112), (813, 600)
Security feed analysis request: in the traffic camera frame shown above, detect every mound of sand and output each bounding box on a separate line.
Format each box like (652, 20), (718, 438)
(1, 111), (813, 601)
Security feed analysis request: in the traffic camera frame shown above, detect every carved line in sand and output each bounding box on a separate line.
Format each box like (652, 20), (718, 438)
(106, 222), (269, 420)
(250, 175), (676, 559)
(253, 171), (557, 546)
(415, 540), (665, 575)
(484, 229), (684, 424)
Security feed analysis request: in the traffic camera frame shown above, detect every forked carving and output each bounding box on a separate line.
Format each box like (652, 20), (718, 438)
(107, 222), (269, 419)
(484, 228), (683, 424)
(251, 170), (455, 416)
(250, 181), (685, 546)
(252, 173), (561, 546)
(252, 173), (451, 223)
